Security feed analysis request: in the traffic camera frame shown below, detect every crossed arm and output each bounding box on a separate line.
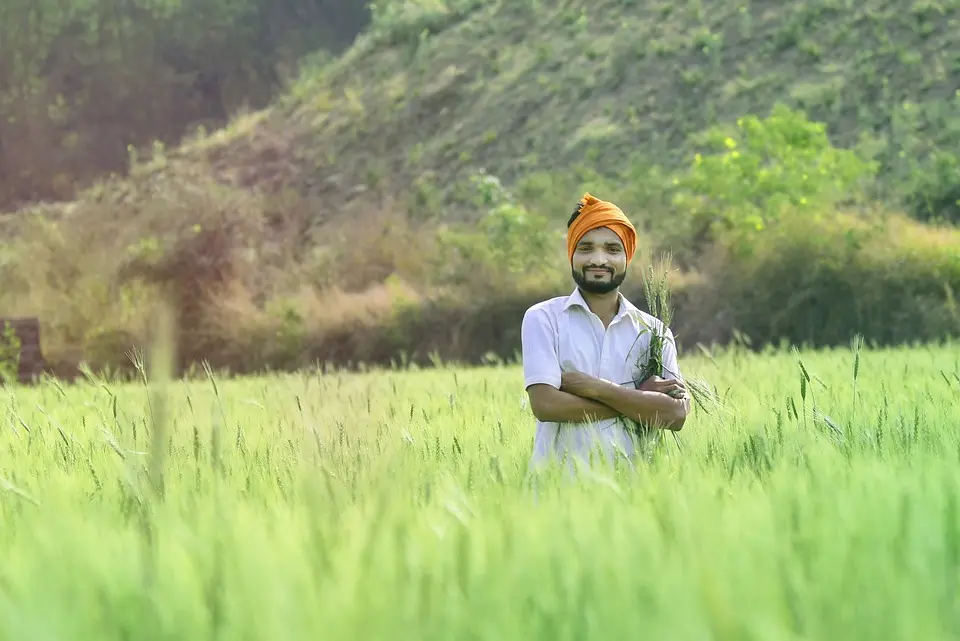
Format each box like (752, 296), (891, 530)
(526, 374), (689, 431)
(521, 308), (689, 432)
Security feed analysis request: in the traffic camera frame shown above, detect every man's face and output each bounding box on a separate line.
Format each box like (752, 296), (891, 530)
(570, 227), (628, 294)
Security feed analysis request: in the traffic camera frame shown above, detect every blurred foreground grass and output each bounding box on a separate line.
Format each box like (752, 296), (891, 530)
(2, 343), (960, 639)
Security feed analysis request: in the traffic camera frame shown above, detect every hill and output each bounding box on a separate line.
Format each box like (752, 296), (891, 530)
(220, 0), (960, 219)
(1, 0), (959, 378)
(0, 0), (371, 210)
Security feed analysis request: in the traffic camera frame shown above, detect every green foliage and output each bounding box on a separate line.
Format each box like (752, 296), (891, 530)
(367, 0), (482, 48)
(903, 148), (960, 224)
(879, 95), (960, 223)
(515, 160), (671, 233)
(671, 105), (878, 241)
(433, 171), (562, 292)
(700, 209), (960, 348)
(0, 321), (21, 385)
(243, 0), (960, 240)
(265, 298), (309, 367)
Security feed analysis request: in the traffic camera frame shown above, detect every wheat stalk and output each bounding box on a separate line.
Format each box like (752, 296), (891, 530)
(621, 253), (722, 445)
(636, 257), (674, 384)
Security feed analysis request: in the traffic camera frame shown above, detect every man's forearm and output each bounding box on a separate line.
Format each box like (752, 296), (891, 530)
(588, 381), (688, 430)
(531, 387), (621, 423)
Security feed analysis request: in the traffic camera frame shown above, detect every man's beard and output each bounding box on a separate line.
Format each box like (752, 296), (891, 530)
(572, 266), (625, 294)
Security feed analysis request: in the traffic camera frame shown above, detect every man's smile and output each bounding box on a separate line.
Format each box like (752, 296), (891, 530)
(585, 268), (612, 278)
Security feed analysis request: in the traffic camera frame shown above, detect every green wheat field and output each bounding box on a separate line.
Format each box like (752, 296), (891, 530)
(2, 341), (960, 640)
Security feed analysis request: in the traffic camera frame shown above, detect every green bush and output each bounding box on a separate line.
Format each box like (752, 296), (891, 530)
(669, 105), (878, 251)
(0, 322), (21, 385)
(516, 160), (672, 232)
(432, 170), (565, 295)
(367, 0), (481, 48)
(696, 208), (960, 348)
(903, 149), (960, 224)
(879, 96), (960, 224)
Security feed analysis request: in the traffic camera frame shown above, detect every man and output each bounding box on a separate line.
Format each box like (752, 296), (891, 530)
(521, 192), (690, 471)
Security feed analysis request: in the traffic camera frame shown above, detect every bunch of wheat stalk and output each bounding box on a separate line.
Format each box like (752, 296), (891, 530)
(622, 253), (720, 444)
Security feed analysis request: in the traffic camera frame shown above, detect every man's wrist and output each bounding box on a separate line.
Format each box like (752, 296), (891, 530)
(592, 379), (663, 405)
(588, 378), (620, 401)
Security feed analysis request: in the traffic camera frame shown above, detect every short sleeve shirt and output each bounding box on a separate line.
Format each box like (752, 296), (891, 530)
(520, 287), (684, 469)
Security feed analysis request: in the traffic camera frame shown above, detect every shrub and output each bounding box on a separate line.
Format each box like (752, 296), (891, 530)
(881, 96), (960, 224)
(0, 167), (292, 376)
(0, 321), (21, 385)
(431, 170), (566, 296)
(367, 0), (481, 48)
(685, 207), (960, 349)
(669, 105), (878, 252)
(902, 149), (960, 224)
(516, 161), (673, 233)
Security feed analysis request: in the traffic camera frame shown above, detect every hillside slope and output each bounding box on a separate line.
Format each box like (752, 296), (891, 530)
(15, 0), (958, 228)
(206, 0), (960, 220)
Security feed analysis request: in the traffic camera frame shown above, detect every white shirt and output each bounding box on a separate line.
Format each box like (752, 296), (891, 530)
(520, 287), (684, 470)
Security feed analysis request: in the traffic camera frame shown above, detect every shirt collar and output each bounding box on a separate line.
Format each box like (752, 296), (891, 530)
(562, 287), (639, 323)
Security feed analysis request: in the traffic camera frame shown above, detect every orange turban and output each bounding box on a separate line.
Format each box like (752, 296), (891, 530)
(566, 193), (637, 264)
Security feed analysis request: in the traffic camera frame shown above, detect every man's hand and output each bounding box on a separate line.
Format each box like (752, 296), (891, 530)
(637, 375), (687, 399)
(560, 371), (605, 399)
